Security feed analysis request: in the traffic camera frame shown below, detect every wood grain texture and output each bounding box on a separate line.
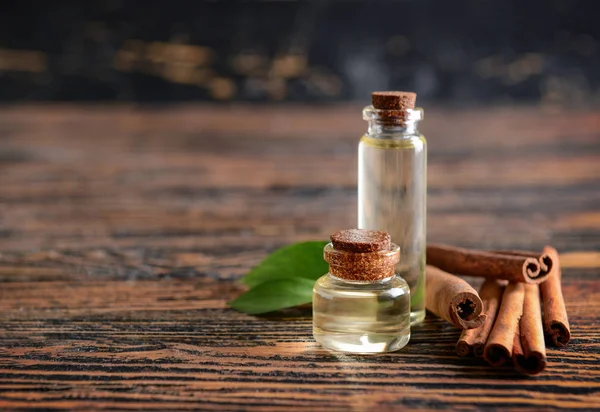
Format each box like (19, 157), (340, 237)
(0, 105), (599, 410)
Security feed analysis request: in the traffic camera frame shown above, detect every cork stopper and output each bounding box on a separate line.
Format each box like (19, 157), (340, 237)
(372, 91), (416, 111)
(331, 229), (391, 253)
(325, 229), (400, 281)
(369, 91), (417, 126)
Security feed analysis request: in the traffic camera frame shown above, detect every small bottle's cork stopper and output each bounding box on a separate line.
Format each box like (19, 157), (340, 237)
(326, 229), (399, 281)
(331, 229), (391, 253)
(372, 91), (416, 111)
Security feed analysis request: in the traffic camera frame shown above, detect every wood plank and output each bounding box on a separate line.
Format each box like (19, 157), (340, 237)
(0, 105), (598, 410)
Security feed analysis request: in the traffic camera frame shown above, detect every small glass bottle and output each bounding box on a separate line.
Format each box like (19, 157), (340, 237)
(313, 229), (411, 353)
(358, 91), (427, 325)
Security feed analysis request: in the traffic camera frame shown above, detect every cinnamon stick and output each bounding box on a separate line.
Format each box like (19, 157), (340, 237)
(455, 279), (504, 357)
(483, 282), (525, 366)
(512, 325), (525, 369)
(492, 249), (555, 276)
(512, 284), (547, 375)
(425, 265), (486, 329)
(540, 246), (571, 346)
(427, 244), (547, 284)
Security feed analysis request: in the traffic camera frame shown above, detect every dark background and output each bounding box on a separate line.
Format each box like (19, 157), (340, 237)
(2, 0), (600, 105)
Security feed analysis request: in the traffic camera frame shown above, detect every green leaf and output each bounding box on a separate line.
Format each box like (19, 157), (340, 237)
(229, 278), (315, 315)
(411, 279), (425, 307)
(411, 254), (427, 308)
(242, 241), (329, 288)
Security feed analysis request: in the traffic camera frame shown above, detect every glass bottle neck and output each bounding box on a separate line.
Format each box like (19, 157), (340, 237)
(363, 105), (423, 138)
(367, 121), (419, 136)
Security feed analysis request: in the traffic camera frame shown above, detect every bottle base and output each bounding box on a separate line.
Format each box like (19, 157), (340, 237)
(410, 309), (426, 326)
(313, 329), (410, 354)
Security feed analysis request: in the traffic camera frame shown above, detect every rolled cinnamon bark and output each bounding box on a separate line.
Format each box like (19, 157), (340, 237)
(540, 246), (571, 346)
(425, 265), (486, 329)
(512, 284), (547, 375)
(455, 279), (505, 357)
(483, 282), (525, 366)
(427, 244), (546, 284)
(512, 325), (525, 369)
(455, 332), (472, 357)
(493, 249), (555, 276)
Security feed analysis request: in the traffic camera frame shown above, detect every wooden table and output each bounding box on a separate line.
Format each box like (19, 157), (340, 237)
(0, 105), (598, 410)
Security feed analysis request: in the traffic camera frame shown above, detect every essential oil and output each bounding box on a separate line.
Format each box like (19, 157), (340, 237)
(358, 91), (427, 325)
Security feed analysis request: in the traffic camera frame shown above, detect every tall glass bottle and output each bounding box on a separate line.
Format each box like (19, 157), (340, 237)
(358, 91), (427, 325)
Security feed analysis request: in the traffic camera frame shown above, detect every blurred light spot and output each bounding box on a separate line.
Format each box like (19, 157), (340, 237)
(114, 49), (138, 71)
(540, 74), (589, 107)
(162, 61), (198, 85)
(210, 77), (236, 100)
(272, 54), (307, 78)
(0, 49), (47, 73)
(475, 55), (503, 79)
(146, 42), (212, 65)
(266, 77), (287, 100)
(476, 53), (544, 84)
(114, 40), (144, 71)
(504, 53), (544, 84)
(232, 52), (267, 75)
(305, 68), (342, 97)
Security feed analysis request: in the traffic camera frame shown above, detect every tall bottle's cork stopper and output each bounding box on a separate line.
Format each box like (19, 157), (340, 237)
(325, 229), (400, 281)
(372, 91), (416, 111)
